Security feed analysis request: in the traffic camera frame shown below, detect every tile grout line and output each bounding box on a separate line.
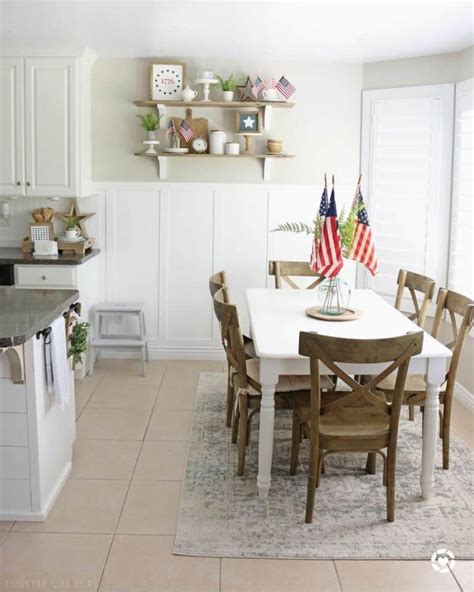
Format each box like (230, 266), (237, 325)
(449, 565), (465, 592)
(75, 369), (108, 421)
(333, 560), (344, 592)
(94, 362), (169, 591)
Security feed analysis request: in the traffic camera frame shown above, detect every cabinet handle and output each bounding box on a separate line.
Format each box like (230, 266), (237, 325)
(41, 275), (47, 280)
(26, 182), (31, 187)
(16, 181), (21, 186)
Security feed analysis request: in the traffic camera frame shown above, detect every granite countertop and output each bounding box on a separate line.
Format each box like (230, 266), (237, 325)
(0, 247), (100, 266)
(0, 287), (79, 347)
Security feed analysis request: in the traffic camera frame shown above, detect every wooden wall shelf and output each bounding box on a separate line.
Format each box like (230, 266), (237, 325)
(134, 100), (294, 109)
(134, 152), (294, 180)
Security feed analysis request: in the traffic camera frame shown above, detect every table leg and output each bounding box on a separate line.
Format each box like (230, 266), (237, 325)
(421, 379), (441, 500)
(257, 365), (277, 499)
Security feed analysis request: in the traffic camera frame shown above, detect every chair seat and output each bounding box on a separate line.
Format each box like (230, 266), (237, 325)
(378, 373), (446, 393)
(245, 358), (333, 395)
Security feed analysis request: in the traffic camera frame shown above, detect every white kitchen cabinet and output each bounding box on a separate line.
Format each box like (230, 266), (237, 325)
(0, 55), (92, 198)
(0, 58), (24, 196)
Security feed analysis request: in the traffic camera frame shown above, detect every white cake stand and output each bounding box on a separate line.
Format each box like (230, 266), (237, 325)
(143, 140), (160, 155)
(195, 78), (219, 102)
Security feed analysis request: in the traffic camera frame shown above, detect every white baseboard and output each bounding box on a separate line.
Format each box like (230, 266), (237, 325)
(454, 381), (474, 413)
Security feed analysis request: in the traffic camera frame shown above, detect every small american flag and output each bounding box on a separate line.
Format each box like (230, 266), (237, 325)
(348, 189), (378, 276)
(310, 186), (329, 272)
(166, 119), (176, 137)
(252, 75), (266, 98)
(178, 120), (194, 142)
(316, 188), (343, 278)
(275, 75), (296, 99)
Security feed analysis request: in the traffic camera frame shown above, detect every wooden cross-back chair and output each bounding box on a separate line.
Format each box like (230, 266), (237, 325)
(269, 260), (325, 290)
(380, 288), (473, 469)
(294, 330), (424, 523)
(212, 288), (330, 476)
(394, 269), (436, 329)
(209, 271), (255, 427)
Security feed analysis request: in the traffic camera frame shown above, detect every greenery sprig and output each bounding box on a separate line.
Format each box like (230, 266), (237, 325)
(216, 74), (240, 91)
(136, 112), (162, 131)
(70, 322), (89, 367)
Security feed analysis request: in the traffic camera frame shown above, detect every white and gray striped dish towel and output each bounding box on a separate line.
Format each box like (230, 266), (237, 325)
(44, 315), (71, 408)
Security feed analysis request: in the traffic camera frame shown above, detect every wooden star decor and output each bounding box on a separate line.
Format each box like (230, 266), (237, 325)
(238, 76), (257, 102)
(56, 199), (95, 239)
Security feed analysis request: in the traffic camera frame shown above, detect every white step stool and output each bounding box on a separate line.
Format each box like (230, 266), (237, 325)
(90, 302), (149, 376)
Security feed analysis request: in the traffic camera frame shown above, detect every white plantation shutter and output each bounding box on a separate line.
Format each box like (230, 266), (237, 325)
(449, 78), (474, 298)
(360, 85), (454, 304)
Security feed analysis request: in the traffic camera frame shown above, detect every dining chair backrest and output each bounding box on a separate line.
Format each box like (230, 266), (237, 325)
(431, 288), (474, 388)
(212, 288), (252, 392)
(209, 270), (228, 301)
(394, 269), (436, 328)
(268, 260), (325, 290)
(298, 331), (424, 435)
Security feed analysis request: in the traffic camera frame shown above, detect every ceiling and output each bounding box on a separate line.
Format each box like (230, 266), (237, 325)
(0, 1), (472, 63)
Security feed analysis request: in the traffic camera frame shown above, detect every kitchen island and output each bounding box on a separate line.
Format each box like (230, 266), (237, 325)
(0, 288), (79, 520)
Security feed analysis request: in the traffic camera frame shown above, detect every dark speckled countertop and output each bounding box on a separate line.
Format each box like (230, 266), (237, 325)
(0, 287), (79, 347)
(0, 247), (100, 266)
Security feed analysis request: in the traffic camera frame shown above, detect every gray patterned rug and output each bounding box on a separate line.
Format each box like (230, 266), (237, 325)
(174, 373), (474, 559)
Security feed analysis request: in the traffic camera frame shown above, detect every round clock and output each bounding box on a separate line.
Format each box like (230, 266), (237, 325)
(192, 137), (208, 154)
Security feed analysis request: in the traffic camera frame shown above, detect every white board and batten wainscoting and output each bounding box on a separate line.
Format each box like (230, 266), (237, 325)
(94, 182), (358, 360)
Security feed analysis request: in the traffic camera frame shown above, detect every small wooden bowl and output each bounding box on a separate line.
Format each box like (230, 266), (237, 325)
(267, 139), (283, 154)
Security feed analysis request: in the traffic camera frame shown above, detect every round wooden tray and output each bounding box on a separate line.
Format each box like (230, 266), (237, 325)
(305, 307), (363, 322)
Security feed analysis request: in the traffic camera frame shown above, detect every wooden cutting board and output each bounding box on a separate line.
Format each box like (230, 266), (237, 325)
(172, 108), (208, 150)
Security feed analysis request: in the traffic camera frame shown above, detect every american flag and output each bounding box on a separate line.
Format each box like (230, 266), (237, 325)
(348, 189), (378, 276)
(310, 186), (329, 272)
(166, 119), (176, 137)
(252, 75), (266, 98)
(275, 75), (296, 99)
(178, 120), (194, 142)
(316, 188), (343, 278)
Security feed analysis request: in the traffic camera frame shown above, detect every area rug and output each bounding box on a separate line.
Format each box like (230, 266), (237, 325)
(174, 372), (474, 560)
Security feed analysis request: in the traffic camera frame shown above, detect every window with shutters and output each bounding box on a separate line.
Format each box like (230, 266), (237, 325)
(448, 78), (473, 298)
(360, 85), (455, 306)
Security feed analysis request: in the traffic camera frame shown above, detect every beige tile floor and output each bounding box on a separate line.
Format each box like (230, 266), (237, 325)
(1, 359), (472, 592)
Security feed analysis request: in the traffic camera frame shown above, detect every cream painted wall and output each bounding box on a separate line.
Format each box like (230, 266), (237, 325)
(92, 58), (363, 184)
(363, 45), (473, 89)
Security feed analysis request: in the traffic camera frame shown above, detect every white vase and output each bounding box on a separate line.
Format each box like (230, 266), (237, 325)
(209, 130), (227, 154)
(147, 130), (157, 140)
(222, 91), (234, 102)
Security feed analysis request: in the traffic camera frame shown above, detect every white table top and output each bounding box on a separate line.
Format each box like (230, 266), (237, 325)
(246, 289), (452, 361)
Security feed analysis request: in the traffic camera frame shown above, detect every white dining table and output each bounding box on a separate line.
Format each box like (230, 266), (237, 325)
(246, 288), (452, 501)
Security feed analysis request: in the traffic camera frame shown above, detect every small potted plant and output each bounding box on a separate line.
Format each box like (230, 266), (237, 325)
(64, 215), (81, 240)
(137, 112), (161, 140)
(216, 74), (239, 102)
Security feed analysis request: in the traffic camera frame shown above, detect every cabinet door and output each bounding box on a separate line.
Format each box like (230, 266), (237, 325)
(25, 58), (78, 197)
(0, 58), (25, 196)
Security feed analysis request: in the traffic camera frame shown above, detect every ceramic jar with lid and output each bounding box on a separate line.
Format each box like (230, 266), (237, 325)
(209, 130), (227, 154)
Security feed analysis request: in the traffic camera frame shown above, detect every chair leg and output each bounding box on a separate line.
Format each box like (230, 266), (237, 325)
(408, 405), (415, 421)
(316, 453), (324, 488)
(442, 402), (452, 470)
(225, 367), (234, 428)
(386, 447), (397, 522)
(140, 347), (146, 377)
(305, 437), (319, 524)
(237, 393), (248, 476)
(320, 457), (325, 474)
(290, 413), (301, 476)
(366, 452), (377, 474)
(231, 400), (239, 444)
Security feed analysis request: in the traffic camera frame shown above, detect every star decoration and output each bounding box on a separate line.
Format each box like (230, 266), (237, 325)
(237, 76), (257, 102)
(243, 116), (255, 129)
(56, 199), (95, 239)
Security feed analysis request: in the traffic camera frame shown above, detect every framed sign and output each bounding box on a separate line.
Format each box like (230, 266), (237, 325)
(236, 110), (262, 135)
(29, 223), (54, 241)
(151, 63), (185, 100)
